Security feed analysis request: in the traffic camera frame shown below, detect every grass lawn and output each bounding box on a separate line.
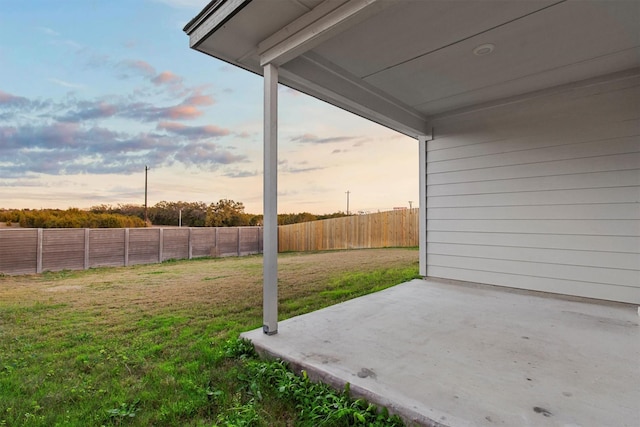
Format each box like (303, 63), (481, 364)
(0, 248), (418, 426)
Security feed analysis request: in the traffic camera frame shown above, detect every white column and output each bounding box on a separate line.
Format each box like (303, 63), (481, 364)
(418, 135), (428, 277)
(263, 63), (279, 335)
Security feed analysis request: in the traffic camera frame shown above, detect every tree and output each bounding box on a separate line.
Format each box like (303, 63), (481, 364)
(278, 212), (317, 225)
(205, 199), (249, 227)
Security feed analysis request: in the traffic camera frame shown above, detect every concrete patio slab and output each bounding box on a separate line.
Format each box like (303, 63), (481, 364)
(241, 279), (639, 427)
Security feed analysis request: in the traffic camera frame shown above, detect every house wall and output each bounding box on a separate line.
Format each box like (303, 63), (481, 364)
(426, 73), (640, 304)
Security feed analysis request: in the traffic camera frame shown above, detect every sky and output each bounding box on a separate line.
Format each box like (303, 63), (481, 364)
(0, 0), (418, 215)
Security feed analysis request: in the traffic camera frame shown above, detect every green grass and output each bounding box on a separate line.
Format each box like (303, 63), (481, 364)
(0, 249), (418, 426)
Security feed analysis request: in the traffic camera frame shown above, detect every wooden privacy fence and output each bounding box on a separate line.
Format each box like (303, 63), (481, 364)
(0, 210), (418, 275)
(278, 209), (418, 252)
(0, 227), (263, 275)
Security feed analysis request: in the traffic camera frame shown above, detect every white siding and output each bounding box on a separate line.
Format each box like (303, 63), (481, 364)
(426, 73), (640, 303)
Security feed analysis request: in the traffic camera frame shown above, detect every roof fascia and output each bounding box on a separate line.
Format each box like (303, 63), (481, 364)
(184, 0), (252, 48)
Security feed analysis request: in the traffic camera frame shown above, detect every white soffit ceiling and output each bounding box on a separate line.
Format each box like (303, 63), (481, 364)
(188, 0), (640, 135)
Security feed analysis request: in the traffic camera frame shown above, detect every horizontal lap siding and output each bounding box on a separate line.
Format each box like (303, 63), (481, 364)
(89, 229), (125, 267)
(42, 229), (85, 272)
(0, 229), (37, 274)
(427, 74), (640, 303)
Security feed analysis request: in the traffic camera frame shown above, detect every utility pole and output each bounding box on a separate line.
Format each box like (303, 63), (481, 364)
(409, 200), (413, 209)
(345, 190), (350, 215)
(144, 165), (149, 224)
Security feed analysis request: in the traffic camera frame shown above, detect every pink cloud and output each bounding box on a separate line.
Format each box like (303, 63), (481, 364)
(157, 121), (230, 138)
(165, 105), (202, 120)
(152, 71), (183, 86)
(0, 90), (27, 104)
(121, 59), (156, 77)
(183, 93), (214, 106)
(157, 121), (186, 132)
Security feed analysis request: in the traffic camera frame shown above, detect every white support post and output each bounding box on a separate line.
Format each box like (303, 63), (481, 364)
(418, 135), (428, 277)
(263, 63), (279, 335)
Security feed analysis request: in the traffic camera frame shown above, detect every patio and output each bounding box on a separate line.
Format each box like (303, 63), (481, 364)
(242, 279), (639, 427)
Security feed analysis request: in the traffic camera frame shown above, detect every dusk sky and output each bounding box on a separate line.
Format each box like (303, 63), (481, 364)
(0, 0), (419, 214)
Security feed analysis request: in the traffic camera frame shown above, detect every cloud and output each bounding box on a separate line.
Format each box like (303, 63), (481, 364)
(50, 39), (83, 50)
(0, 121), (246, 176)
(174, 142), (248, 169)
(152, 71), (183, 86)
(0, 88), (243, 177)
(119, 59), (156, 78)
(118, 100), (203, 122)
(331, 149), (346, 154)
(50, 87), (213, 123)
(36, 26), (60, 36)
(117, 61), (195, 98)
(157, 122), (230, 138)
(183, 92), (214, 106)
(48, 78), (85, 89)
(278, 159), (324, 174)
(0, 90), (29, 107)
(236, 132), (251, 139)
(224, 169), (259, 178)
(290, 133), (357, 144)
(60, 101), (118, 122)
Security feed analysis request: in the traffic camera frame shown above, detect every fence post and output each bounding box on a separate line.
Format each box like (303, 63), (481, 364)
(159, 228), (164, 263)
(84, 228), (90, 270)
(188, 227), (192, 259)
(237, 227), (241, 256)
(124, 228), (130, 267)
(36, 228), (43, 274)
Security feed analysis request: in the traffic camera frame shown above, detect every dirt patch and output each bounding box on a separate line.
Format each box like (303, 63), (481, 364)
(44, 285), (84, 292)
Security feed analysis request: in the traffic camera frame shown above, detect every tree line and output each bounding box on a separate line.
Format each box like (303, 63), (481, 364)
(0, 208), (146, 229)
(1, 200), (348, 228)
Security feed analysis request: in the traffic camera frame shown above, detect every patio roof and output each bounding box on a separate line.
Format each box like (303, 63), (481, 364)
(242, 279), (640, 427)
(184, 0), (640, 138)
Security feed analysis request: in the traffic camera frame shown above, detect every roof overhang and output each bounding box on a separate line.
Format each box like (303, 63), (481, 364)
(184, 0), (640, 138)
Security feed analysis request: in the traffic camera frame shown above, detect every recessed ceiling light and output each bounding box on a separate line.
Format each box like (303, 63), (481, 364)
(473, 43), (495, 56)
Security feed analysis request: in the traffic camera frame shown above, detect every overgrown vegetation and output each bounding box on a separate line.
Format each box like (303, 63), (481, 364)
(214, 338), (404, 426)
(0, 208), (146, 228)
(0, 249), (418, 426)
(91, 200), (350, 227)
(1, 200), (351, 229)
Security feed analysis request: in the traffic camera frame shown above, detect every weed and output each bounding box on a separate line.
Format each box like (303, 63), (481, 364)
(217, 339), (404, 427)
(106, 400), (140, 423)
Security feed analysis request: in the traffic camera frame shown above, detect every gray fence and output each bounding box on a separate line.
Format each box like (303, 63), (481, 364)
(0, 227), (263, 275)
